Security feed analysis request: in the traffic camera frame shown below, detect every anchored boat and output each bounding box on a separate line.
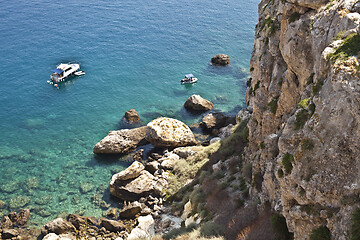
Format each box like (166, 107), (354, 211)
(49, 63), (83, 83)
(181, 74), (198, 84)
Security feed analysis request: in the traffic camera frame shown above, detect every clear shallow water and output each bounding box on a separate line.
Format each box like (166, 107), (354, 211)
(0, 0), (258, 226)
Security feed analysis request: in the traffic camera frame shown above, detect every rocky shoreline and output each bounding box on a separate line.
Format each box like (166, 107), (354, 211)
(0, 91), (246, 239)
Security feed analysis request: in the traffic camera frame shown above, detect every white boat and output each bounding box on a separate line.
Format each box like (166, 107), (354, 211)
(50, 63), (80, 83)
(181, 74), (198, 84)
(74, 71), (85, 76)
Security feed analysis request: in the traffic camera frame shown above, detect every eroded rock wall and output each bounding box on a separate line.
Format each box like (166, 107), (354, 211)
(246, 0), (360, 238)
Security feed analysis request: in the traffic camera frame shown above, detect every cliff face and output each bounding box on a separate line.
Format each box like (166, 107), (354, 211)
(246, 0), (360, 238)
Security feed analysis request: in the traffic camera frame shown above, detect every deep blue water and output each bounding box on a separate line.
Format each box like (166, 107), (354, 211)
(0, 0), (258, 226)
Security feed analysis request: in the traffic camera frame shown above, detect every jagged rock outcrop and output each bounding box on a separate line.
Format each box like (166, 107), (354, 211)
(211, 54), (230, 65)
(245, 0), (360, 238)
(184, 95), (214, 111)
(109, 161), (167, 201)
(41, 218), (76, 236)
(145, 117), (197, 148)
(93, 126), (147, 154)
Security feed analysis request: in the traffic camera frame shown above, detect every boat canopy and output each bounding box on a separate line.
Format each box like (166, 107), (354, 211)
(185, 74), (194, 79)
(51, 69), (63, 74)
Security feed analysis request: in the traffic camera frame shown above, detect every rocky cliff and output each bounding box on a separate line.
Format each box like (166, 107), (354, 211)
(245, 0), (360, 238)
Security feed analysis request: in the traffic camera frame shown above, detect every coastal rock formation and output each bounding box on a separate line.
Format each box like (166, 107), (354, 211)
(127, 215), (155, 240)
(201, 112), (235, 134)
(145, 117), (197, 148)
(93, 126), (147, 154)
(119, 201), (142, 219)
(109, 161), (167, 201)
(41, 218), (76, 236)
(184, 95), (214, 111)
(244, 0), (360, 238)
(124, 109), (140, 124)
(100, 218), (125, 232)
(211, 54), (230, 65)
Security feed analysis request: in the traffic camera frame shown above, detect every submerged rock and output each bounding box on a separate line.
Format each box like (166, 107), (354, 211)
(79, 182), (95, 194)
(9, 196), (30, 210)
(17, 209), (30, 226)
(184, 95), (213, 112)
(211, 54), (230, 65)
(124, 109), (140, 124)
(93, 126), (147, 154)
(145, 117), (197, 148)
(0, 200), (5, 209)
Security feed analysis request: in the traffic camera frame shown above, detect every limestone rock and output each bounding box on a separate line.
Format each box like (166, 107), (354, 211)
(43, 233), (60, 240)
(110, 161), (145, 182)
(0, 216), (12, 229)
(119, 201), (142, 219)
(127, 215), (155, 240)
(93, 126), (147, 154)
(124, 109), (140, 124)
(236, 108), (252, 124)
(17, 209), (30, 226)
(2, 229), (19, 239)
(66, 214), (95, 230)
(41, 218), (76, 236)
(100, 218), (125, 232)
(160, 153), (179, 170)
(218, 124), (234, 140)
(184, 95), (213, 111)
(211, 54), (230, 65)
(145, 161), (159, 175)
(202, 113), (234, 132)
(110, 169), (166, 201)
(145, 117), (197, 148)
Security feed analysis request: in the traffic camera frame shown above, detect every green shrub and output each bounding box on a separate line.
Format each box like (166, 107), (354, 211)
(236, 198), (245, 208)
(254, 81), (260, 91)
(282, 153), (294, 174)
(312, 80), (324, 95)
(289, 12), (301, 23)
(294, 109), (309, 130)
(163, 223), (197, 240)
(299, 187), (306, 197)
(247, 77), (252, 87)
(270, 213), (293, 240)
(310, 226), (331, 240)
(302, 138), (314, 150)
(328, 33), (360, 63)
(242, 163), (252, 181)
(260, 141), (266, 149)
(278, 169), (284, 178)
(298, 98), (310, 109)
(250, 67), (254, 71)
(309, 103), (316, 116)
(200, 222), (224, 237)
(253, 172), (263, 191)
(268, 96), (279, 114)
(351, 208), (360, 240)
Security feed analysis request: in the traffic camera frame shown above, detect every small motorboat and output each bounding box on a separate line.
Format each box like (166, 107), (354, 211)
(181, 73), (198, 84)
(50, 63), (80, 83)
(74, 71), (85, 76)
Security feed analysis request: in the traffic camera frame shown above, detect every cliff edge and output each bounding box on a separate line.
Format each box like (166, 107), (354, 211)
(246, 0), (360, 238)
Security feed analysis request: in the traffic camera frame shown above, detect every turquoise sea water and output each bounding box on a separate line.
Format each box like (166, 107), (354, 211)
(0, 0), (258, 226)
